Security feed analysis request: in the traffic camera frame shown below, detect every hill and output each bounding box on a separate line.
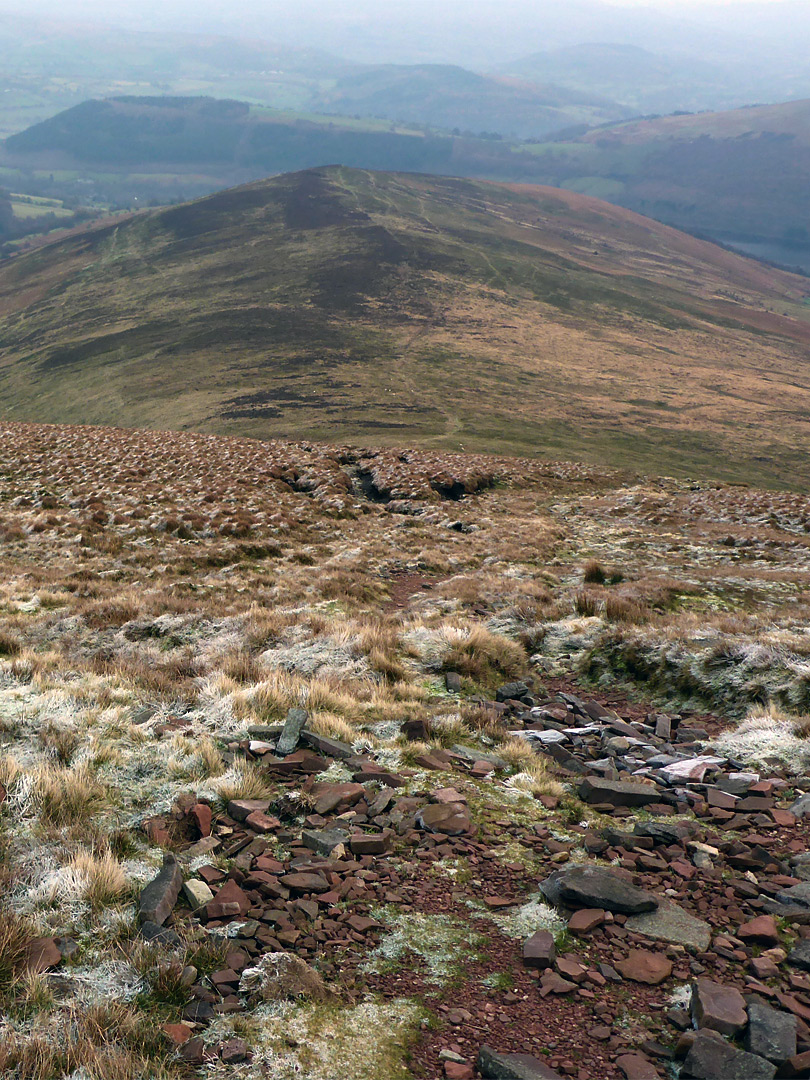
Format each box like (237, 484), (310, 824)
(498, 44), (757, 115)
(520, 99), (810, 267)
(0, 166), (809, 488)
(2, 418), (810, 1077)
(309, 64), (627, 139)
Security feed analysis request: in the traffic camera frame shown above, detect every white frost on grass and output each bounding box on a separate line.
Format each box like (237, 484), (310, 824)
(362, 909), (484, 984)
(481, 893), (567, 941)
(53, 960), (144, 1004)
(709, 712), (810, 775)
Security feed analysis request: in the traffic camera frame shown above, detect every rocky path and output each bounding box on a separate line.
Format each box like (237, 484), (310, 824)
(54, 681), (810, 1079)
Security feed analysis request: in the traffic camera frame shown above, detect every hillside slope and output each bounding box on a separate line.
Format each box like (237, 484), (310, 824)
(0, 165), (809, 488)
(521, 99), (810, 260)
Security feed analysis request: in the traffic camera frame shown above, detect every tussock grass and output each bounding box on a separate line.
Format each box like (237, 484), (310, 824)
(33, 764), (110, 826)
(0, 909), (35, 996)
(440, 625), (527, 689)
(38, 720), (80, 765)
(0, 1001), (182, 1080)
(209, 762), (274, 804)
(47, 849), (129, 908)
(583, 559), (606, 585)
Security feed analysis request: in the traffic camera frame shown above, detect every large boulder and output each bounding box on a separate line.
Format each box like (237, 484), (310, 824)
(682, 1031), (775, 1079)
(540, 866), (658, 915)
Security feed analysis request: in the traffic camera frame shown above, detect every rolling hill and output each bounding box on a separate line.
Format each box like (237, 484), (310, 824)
(520, 99), (810, 266)
(308, 64), (628, 139)
(0, 165), (809, 489)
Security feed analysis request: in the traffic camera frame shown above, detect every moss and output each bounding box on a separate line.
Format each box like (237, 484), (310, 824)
(362, 908), (486, 985)
(239, 997), (426, 1080)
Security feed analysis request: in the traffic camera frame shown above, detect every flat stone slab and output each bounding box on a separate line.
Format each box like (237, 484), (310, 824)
(578, 776), (660, 807)
(615, 949), (672, 985)
(541, 865), (658, 915)
(477, 1045), (565, 1079)
(788, 939), (810, 971)
(745, 999), (797, 1065)
(625, 899), (711, 952)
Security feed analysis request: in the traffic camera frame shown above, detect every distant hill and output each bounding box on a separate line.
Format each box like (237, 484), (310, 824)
(498, 44), (756, 115)
(0, 165), (808, 489)
(516, 99), (810, 266)
(309, 64), (628, 138)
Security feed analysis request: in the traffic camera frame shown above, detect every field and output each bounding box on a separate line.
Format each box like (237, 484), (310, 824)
(0, 166), (809, 490)
(2, 420), (810, 1077)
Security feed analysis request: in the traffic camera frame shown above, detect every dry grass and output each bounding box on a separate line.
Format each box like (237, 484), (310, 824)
(0, 1002), (181, 1080)
(209, 762), (274, 804)
(0, 910), (35, 996)
(583, 559), (606, 585)
(440, 625), (527, 689)
(33, 763), (110, 826)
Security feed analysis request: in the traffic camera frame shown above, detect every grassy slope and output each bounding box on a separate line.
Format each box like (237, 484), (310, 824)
(521, 99), (810, 246)
(0, 165), (809, 489)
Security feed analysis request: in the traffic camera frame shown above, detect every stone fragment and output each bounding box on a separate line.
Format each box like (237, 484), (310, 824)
(349, 833), (390, 855)
(276, 707), (308, 756)
(182, 879), (214, 910)
(658, 756), (726, 783)
(206, 878), (250, 919)
(787, 940), (810, 971)
(496, 681), (532, 703)
(302, 828), (349, 856)
(789, 793), (810, 819)
(190, 803), (212, 837)
(567, 908), (605, 934)
(416, 802), (471, 835)
(162, 1023), (192, 1045)
(139, 853), (183, 926)
(220, 1038), (249, 1064)
(179, 1037), (206, 1064)
(301, 731), (354, 759)
(625, 900), (711, 952)
(738, 915), (780, 947)
(578, 776), (659, 807)
(227, 799), (271, 822)
(445, 671), (462, 692)
(245, 810), (280, 833)
(691, 979), (748, 1036)
(476, 1045), (565, 1079)
(312, 782), (365, 816)
(616, 950), (672, 985)
(682, 1031), (776, 1079)
(522, 930), (556, 970)
(140, 920), (182, 946)
(744, 999), (797, 1064)
(615, 1054), (660, 1079)
(279, 873), (330, 894)
(540, 865), (658, 915)
(239, 952), (332, 1003)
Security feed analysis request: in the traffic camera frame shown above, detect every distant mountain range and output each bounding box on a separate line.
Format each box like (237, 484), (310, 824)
(4, 95), (809, 266)
(1, 166), (808, 489)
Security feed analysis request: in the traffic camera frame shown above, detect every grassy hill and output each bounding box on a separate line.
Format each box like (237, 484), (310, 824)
(309, 64), (627, 138)
(520, 99), (810, 263)
(0, 165), (809, 489)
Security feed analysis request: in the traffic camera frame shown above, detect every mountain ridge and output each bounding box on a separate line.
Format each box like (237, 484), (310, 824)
(0, 165), (808, 489)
